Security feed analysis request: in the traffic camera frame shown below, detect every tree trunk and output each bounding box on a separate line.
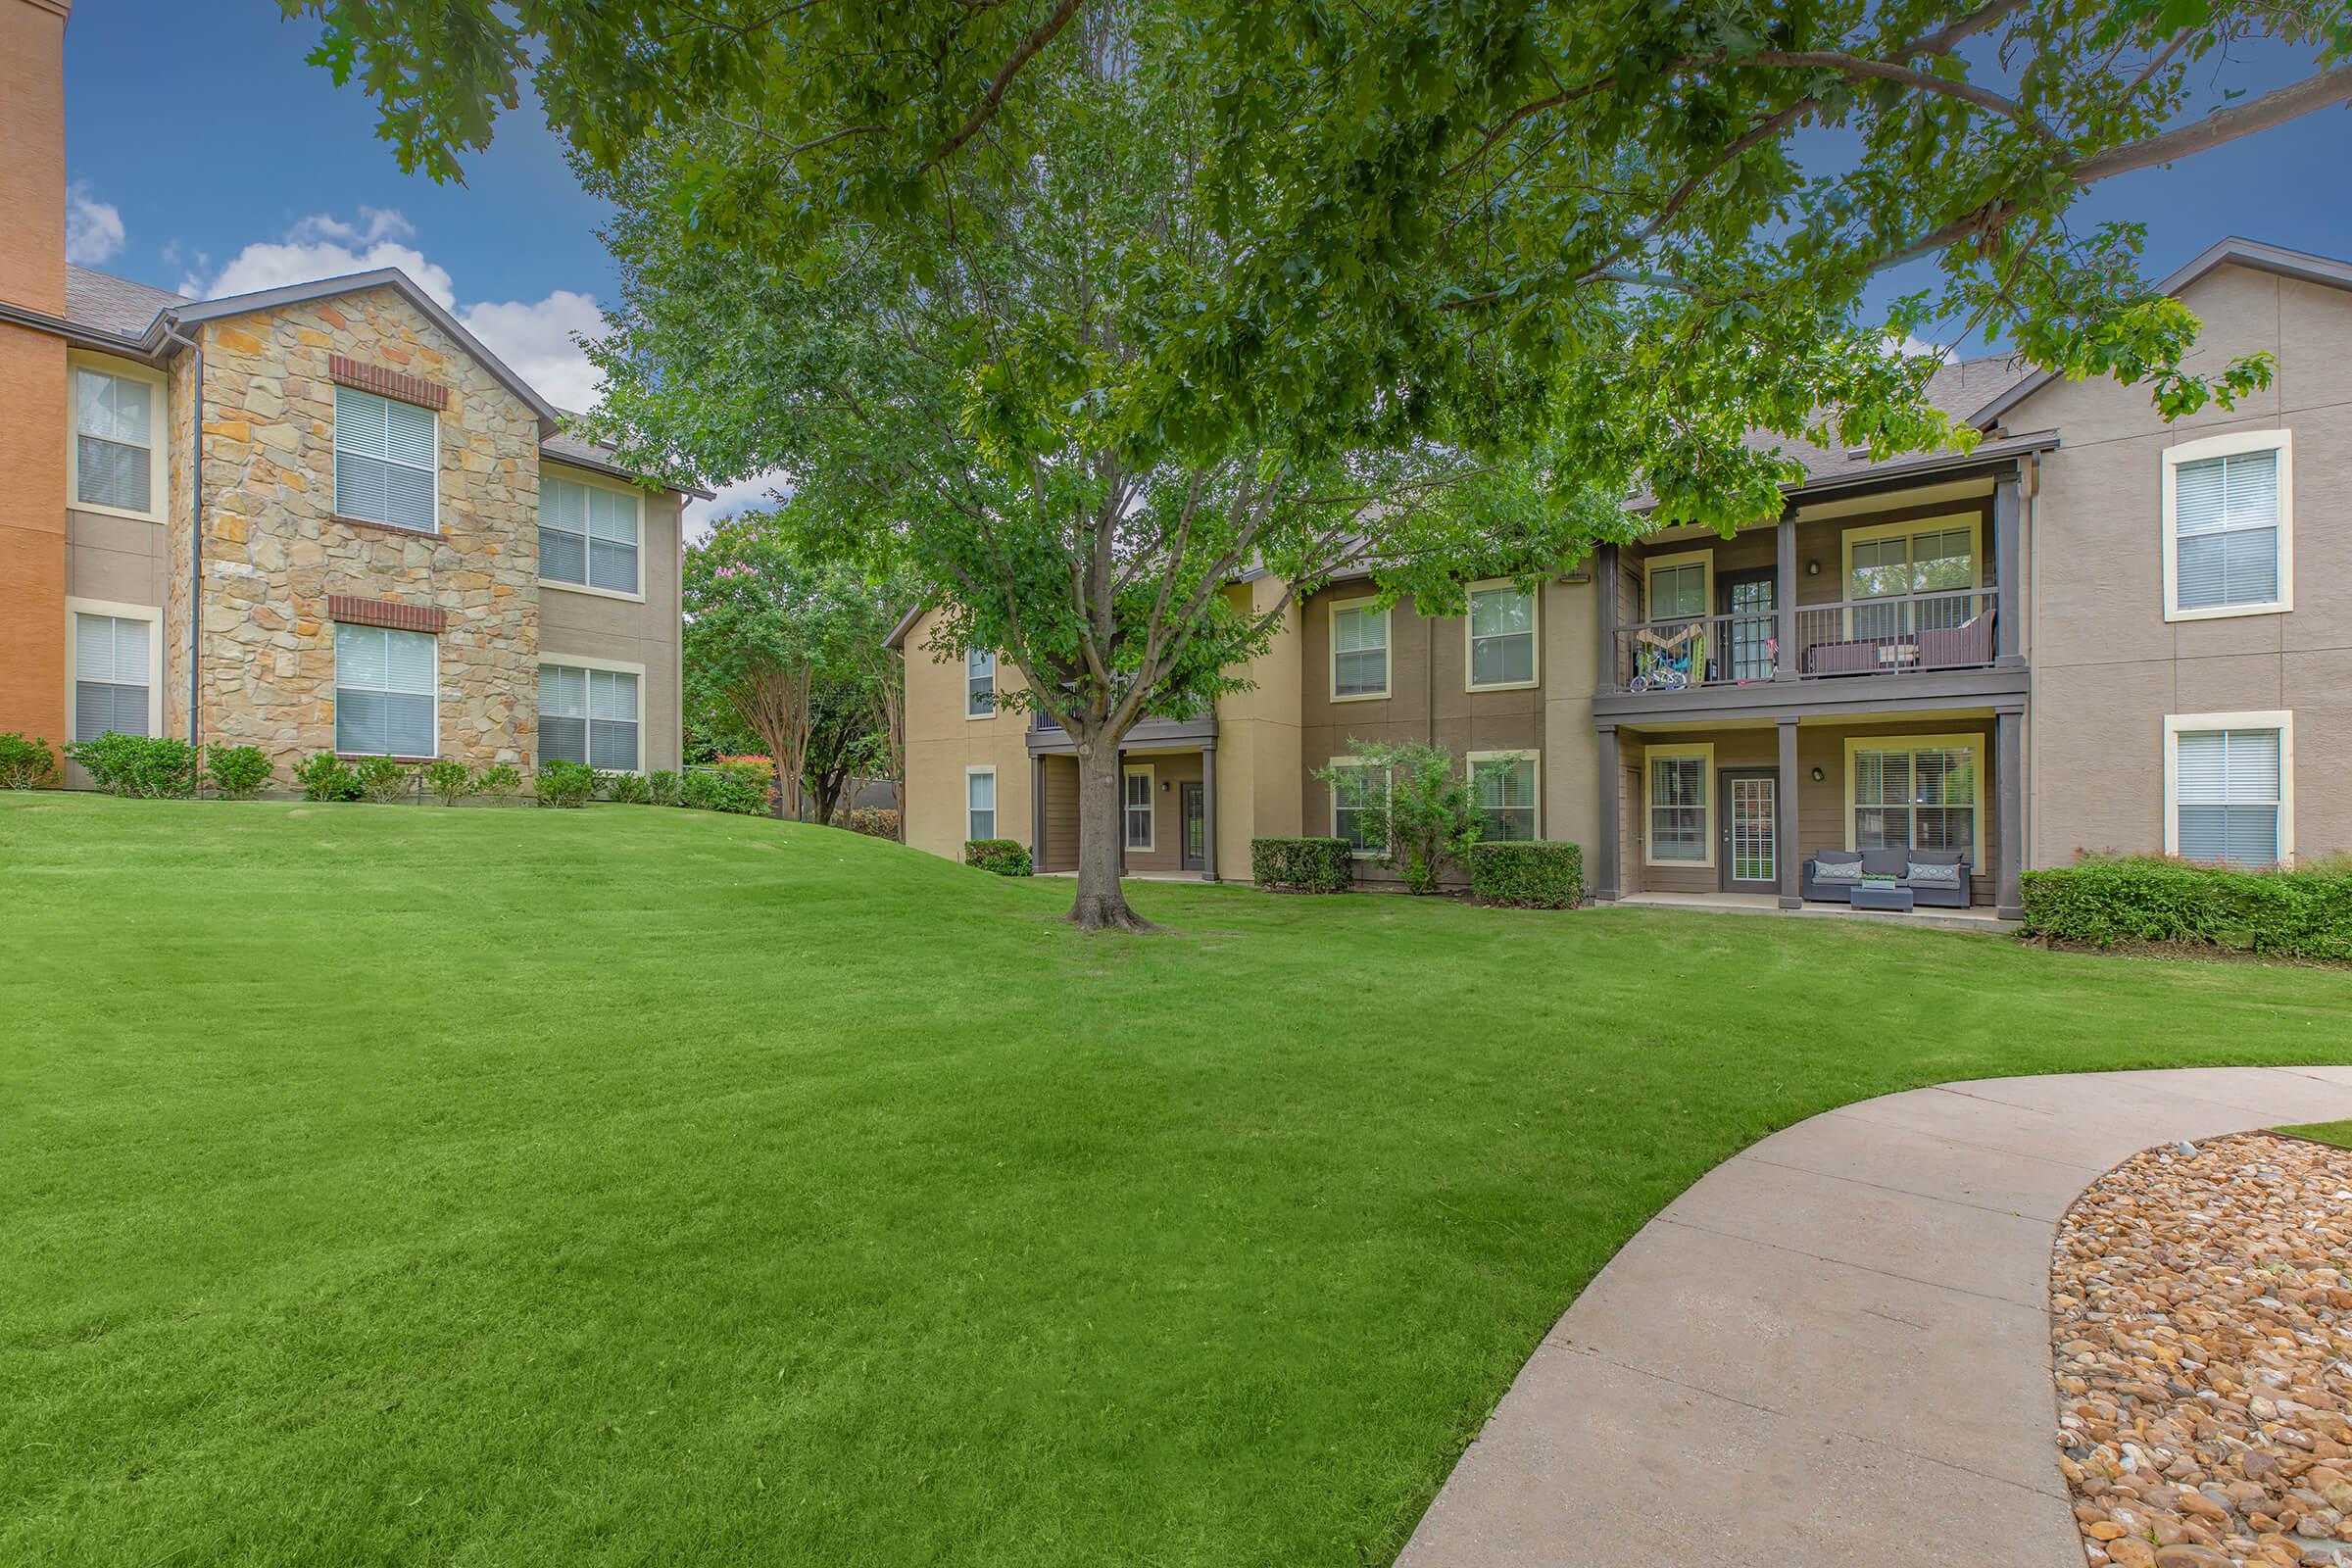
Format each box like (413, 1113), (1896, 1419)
(1067, 740), (1156, 932)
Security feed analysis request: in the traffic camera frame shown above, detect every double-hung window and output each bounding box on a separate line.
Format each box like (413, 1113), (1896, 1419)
(966, 649), (997, 717)
(1847, 737), (1981, 858)
(1123, 764), (1155, 851)
(1331, 601), (1389, 699)
(73, 363), (160, 515)
(541, 474), (642, 594)
(1466, 582), (1537, 689)
(1644, 745), (1710, 865)
(333, 385), (438, 532)
(1644, 553), (1709, 621)
(2168, 714), (2290, 867)
(1845, 517), (1979, 639)
(539, 663), (641, 771)
(334, 623), (437, 757)
(966, 767), (997, 840)
(72, 611), (152, 741)
(1470, 752), (1538, 842)
(2165, 431), (2290, 618)
(1329, 757), (1389, 856)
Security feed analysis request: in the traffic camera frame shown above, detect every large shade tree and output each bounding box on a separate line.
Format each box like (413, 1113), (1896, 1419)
(289, 0), (2350, 927)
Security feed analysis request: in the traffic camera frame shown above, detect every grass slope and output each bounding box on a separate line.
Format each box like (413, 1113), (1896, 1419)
(6, 794), (2350, 1565)
(2279, 1121), (2352, 1148)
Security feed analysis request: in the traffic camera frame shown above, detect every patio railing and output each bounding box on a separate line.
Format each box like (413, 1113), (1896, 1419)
(1612, 588), (1997, 692)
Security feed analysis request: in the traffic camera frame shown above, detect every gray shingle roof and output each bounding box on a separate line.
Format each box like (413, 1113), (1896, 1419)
(1740, 351), (2036, 488)
(64, 265), (189, 337)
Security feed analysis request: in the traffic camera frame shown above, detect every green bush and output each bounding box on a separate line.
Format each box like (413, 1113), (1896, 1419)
(646, 769), (682, 807)
(65, 733), (198, 799)
(293, 752), (362, 802)
(422, 759), (475, 806)
(204, 744), (273, 800)
(833, 806), (902, 840)
(2021, 854), (2352, 962)
(964, 839), (1032, 876)
(534, 759), (599, 808)
(603, 770), (653, 806)
(0, 733), (57, 789)
(475, 762), (522, 802)
(1313, 740), (1484, 894)
(1469, 842), (1585, 908)
(680, 767), (765, 815)
(350, 757), (414, 804)
(1250, 837), (1354, 893)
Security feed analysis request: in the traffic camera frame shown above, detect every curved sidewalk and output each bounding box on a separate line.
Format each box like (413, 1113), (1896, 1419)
(1396, 1065), (2352, 1568)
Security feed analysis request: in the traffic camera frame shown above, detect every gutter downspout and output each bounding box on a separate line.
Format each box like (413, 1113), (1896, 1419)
(163, 320), (203, 750)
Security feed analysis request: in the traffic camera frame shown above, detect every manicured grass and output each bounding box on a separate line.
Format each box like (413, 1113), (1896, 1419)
(2279, 1121), (2352, 1148)
(6, 793), (2350, 1566)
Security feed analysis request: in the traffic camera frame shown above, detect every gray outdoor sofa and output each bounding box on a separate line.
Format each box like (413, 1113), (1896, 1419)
(1801, 848), (1974, 908)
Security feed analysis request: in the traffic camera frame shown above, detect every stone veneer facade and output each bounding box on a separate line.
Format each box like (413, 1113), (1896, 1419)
(163, 285), (543, 766)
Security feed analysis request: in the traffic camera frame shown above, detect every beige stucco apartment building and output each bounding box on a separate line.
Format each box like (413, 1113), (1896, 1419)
(896, 236), (2352, 916)
(0, 0), (692, 784)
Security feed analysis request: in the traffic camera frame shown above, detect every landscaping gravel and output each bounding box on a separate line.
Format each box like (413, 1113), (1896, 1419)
(2054, 1132), (2352, 1568)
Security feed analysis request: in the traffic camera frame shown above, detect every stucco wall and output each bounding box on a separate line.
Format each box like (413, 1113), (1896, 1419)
(537, 465), (684, 771)
(901, 608), (1036, 861)
(2014, 262), (2352, 864)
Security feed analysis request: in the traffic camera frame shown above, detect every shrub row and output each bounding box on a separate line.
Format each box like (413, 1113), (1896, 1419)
(1467, 842), (1584, 908)
(964, 839), (1032, 876)
(831, 806), (903, 840)
(1, 732), (58, 789)
(1250, 837), (1354, 893)
(2021, 854), (2352, 962)
(681, 766), (766, 814)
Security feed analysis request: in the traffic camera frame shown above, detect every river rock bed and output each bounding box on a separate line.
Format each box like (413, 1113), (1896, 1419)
(2054, 1132), (2352, 1568)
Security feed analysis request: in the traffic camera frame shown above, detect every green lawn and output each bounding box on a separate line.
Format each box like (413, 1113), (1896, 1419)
(2280, 1121), (2352, 1147)
(6, 793), (2350, 1565)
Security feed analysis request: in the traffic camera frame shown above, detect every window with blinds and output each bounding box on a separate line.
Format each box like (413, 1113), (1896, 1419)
(1851, 742), (1977, 855)
(74, 368), (157, 514)
(1647, 753), (1708, 862)
(541, 475), (641, 592)
(1123, 766), (1155, 850)
(73, 612), (150, 741)
(2174, 727), (2281, 866)
(2172, 446), (2281, 612)
(335, 623), (436, 757)
(966, 768), (996, 841)
(334, 386), (438, 531)
(1471, 754), (1538, 841)
(1468, 584), (1537, 688)
(538, 664), (641, 771)
(1646, 561), (1706, 619)
(1332, 603), (1389, 698)
(966, 649), (996, 716)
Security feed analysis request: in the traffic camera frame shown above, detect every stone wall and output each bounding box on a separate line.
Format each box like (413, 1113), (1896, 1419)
(183, 285), (542, 768)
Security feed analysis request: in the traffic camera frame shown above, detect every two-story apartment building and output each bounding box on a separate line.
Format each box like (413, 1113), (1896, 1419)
(0, 0), (692, 783)
(894, 235), (2352, 916)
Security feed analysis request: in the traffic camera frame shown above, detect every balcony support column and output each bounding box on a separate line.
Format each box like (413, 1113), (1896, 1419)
(1200, 739), (1219, 883)
(1032, 753), (1048, 868)
(1996, 708), (2025, 919)
(1774, 506), (1798, 681)
(1777, 717), (1802, 909)
(1593, 725), (1621, 902)
(1594, 542), (1620, 693)
(1993, 468), (2023, 667)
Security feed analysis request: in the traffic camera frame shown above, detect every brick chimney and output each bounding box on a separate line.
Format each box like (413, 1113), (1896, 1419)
(0, 0), (73, 749)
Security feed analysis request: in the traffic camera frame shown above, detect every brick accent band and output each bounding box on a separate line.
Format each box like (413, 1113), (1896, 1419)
(327, 595), (448, 635)
(328, 354), (449, 412)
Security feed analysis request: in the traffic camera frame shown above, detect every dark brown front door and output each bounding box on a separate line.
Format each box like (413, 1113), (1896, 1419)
(1719, 768), (1779, 893)
(1179, 782), (1205, 870)
(1717, 568), (1778, 682)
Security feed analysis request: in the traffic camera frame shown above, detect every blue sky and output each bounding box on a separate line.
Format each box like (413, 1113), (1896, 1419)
(57, 2), (2352, 492)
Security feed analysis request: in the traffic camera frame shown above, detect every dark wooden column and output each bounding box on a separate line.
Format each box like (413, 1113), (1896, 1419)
(1774, 507), (1798, 681)
(1200, 740), (1219, 883)
(1993, 469), (2023, 666)
(1996, 709), (2025, 919)
(1593, 542), (1619, 693)
(1777, 717), (1802, 909)
(1031, 753), (1047, 867)
(1593, 725), (1621, 902)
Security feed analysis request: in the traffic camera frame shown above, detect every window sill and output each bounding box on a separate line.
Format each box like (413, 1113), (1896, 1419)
(1330, 690), (1392, 704)
(334, 753), (439, 764)
(541, 578), (647, 605)
(1466, 679), (1542, 694)
(71, 500), (166, 526)
(2163, 599), (2291, 623)
(331, 514), (444, 540)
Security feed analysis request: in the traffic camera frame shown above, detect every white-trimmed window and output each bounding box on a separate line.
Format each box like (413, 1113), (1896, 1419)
(541, 473), (642, 595)
(2167, 712), (2291, 867)
(966, 649), (997, 717)
(539, 662), (642, 771)
(334, 623), (437, 757)
(333, 385), (438, 532)
(1644, 743), (1712, 866)
(1644, 551), (1710, 620)
(1470, 751), (1538, 842)
(1466, 581), (1538, 690)
(1123, 763), (1155, 851)
(2164, 430), (2291, 619)
(70, 606), (156, 741)
(1328, 756), (1390, 856)
(966, 766), (997, 841)
(1330, 600), (1389, 700)
(71, 359), (163, 518)
(1845, 735), (1983, 860)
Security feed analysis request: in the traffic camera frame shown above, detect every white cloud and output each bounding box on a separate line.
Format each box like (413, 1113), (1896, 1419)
(683, 468), (794, 540)
(458, 291), (606, 411)
(65, 182), (125, 266)
(1889, 331), (1956, 364)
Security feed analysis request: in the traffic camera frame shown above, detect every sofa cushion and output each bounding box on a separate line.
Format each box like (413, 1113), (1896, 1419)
(1907, 859), (1964, 889)
(1812, 851), (1862, 882)
(1859, 849), (1911, 878)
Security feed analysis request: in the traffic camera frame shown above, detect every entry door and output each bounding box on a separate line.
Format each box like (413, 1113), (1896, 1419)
(1178, 782), (1206, 870)
(1717, 569), (1777, 681)
(1719, 768), (1779, 893)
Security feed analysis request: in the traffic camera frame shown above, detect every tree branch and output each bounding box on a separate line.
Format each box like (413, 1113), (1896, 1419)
(2068, 63), (2352, 186)
(922, 0), (1089, 174)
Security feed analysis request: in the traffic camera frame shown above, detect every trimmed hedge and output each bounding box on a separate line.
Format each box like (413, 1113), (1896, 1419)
(1470, 841), (1585, 908)
(680, 766), (766, 814)
(2021, 855), (2352, 962)
(0, 732), (58, 789)
(965, 839), (1032, 876)
(1250, 837), (1352, 894)
(66, 733), (198, 798)
(204, 744), (273, 800)
(534, 760), (598, 808)
(833, 806), (902, 840)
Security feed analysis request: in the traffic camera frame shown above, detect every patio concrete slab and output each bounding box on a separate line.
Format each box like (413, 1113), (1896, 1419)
(1395, 1067), (2352, 1568)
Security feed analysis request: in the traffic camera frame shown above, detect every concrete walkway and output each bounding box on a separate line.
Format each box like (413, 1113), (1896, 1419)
(1396, 1066), (2352, 1568)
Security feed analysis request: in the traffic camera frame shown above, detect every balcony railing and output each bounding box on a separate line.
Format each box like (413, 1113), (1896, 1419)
(1612, 588), (1997, 692)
